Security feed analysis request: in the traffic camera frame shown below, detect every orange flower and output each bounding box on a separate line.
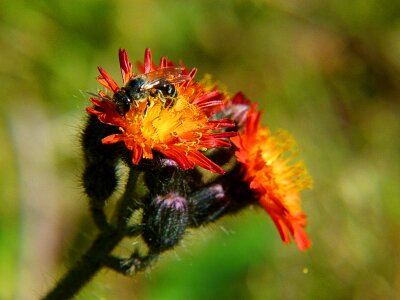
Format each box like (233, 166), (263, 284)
(231, 105), (312, 250)
(87, 49), (236, 174)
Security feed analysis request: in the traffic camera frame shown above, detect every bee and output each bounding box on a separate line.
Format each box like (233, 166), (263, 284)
(113, 67), (190, 116)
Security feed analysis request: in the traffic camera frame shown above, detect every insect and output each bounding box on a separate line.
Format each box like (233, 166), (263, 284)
(113, 67), (190, 115)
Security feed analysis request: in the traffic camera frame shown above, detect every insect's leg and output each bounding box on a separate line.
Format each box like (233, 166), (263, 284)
(150, 89), (166, 103)
(143, 102), (149, 118)
(164, 97), (176, 109)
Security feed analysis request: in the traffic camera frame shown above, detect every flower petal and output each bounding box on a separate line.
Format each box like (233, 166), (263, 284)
(119, 48), (133, 84)
(232, 103), (312, 250)
(97, 67), (119, 93)
(144, 48), (152, 73)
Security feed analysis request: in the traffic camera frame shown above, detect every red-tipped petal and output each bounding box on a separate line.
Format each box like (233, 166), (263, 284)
(188, 68), (197, 80)
(89, 97), (103, 107)
(119, 48), (132, 84)
(293, 224), (311, 251)
(161, 148), (194, 169)
(85, 107), (101, 115)
(97, 67), (119, 93)
(183, 68), (197, 88)
(187, 151), (225, 174)
(131, 144), (143, 164)
(231, 92), (251, 105)
(102, 134), (125, 144)
(200, 138), (231, 148)
(160, 56), (168, 68)
(192, 90), (221, 106)
(144, 48), (152, 73)
(197, 99), (225, 111)
(271, 216), (291, 244)
(206, 119), (236, 129)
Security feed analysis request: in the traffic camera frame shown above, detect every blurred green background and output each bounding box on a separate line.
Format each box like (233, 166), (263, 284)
(1, 0), (400, 299)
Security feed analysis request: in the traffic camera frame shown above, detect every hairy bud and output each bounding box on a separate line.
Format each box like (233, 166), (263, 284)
(187, 184), (228, 227)
(142, 193), (189, 253)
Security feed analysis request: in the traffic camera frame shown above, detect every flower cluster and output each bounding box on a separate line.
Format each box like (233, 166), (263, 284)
(82, 48), (313, 259)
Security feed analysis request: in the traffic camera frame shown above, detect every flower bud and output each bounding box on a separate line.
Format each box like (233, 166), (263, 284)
(81, 114), (124, 202)
(144, 159), (180, 194)
(213, 92), (251, 130)
(142, 193), (189, 253)
(187, 184), (228, 227)
(82, 163), (117, 202)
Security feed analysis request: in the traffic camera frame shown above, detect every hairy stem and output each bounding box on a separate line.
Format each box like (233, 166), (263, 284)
(42, 229), (123, 300)
(42, 167), (143, 300)
(103, 252), (158, 275)
(115, 167), (143, 228)
(89, 202), (112, 231)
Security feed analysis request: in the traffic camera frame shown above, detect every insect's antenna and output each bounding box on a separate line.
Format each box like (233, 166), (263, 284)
(87, 92), (109, 100)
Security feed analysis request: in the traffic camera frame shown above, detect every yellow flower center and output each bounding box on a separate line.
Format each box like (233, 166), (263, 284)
(121, 92), (209, 159)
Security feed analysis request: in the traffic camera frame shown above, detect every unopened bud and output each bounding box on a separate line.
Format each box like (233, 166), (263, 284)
(82, 163), (117, 202)
(187, 184), (228, 227)
(142, 193), (189, 252)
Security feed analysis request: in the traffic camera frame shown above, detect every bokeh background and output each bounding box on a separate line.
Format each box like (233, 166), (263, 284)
(1, 0), (400, 299)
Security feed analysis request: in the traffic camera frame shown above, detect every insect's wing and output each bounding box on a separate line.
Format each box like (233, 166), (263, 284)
(144, 67), (185, 81)
(142, 67), (191, 89)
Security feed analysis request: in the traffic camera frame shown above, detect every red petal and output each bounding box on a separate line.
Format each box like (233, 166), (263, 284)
(270, 216), (291, 244)
(200, 139), (231, 148)
(192, 90), (221, 106)
(131, 144), (143, 164)
(89, 97), (106, 108)
(206, 119), (236, 129)
(160, 56), (168, 68)
(187, 151), (225, 174)
(245, 105), (262, 135)
(144, 48), (152, 73)
(86, 107), (101, 116)
(97, 67), (120, 93)
(102, 134), (125, 144)
(231, 92), (251, 105)
(293, 223), (311, 251)
(230, 135), (241, 148)
(196, 99), (225, 111)
(188, 68), (197, 80)
(183, 68), (197, 88)
(119, 48), (132, 84)
(161, 148), (194, 169)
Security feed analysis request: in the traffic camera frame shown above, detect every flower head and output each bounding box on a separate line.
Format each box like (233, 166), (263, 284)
(142, 193), (189, 252)
(231, 104), (313, 250)
(87, 49), (236, 174)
